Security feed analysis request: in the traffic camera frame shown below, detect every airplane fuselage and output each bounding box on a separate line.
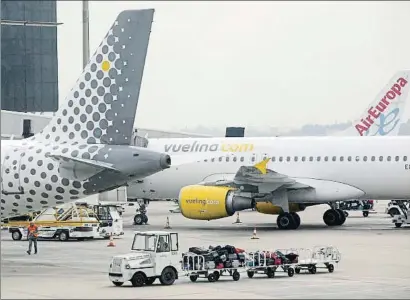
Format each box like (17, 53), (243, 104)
(128, 136), (410, 202)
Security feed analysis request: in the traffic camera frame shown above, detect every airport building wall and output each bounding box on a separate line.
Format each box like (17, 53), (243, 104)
(1, 0), (59, 112)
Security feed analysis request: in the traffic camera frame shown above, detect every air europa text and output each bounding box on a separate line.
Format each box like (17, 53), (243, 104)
(164, 141), (254, 153)
(355, 77), (408, 136)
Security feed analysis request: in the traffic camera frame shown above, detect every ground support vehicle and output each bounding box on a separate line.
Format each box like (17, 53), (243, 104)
(286, 246), (341, 274)
(7, 202), (123, 241)
(109, 231), (180, 287)
(245, 250), (297, 279)
(385, 200), (409, 217)
(181, 253), (245, 282)
(391, 206), (409, 228)
(338, 200), (375, 217)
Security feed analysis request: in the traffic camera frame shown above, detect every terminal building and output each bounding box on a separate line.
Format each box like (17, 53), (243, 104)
(1, 1), (209, 140)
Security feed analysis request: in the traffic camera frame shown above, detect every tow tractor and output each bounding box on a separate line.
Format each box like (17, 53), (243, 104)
(7, 202), (123, 241)
(109, 231), (180, 287)
(337, 200), (375, 217)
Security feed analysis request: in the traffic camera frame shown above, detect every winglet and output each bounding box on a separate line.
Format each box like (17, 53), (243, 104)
(254, 158), (271, 174)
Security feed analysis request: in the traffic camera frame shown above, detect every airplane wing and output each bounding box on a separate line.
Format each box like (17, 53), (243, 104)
(195, 158), (363, 203)
(48, 154), (121, 181)
(199, 158), (311, 194)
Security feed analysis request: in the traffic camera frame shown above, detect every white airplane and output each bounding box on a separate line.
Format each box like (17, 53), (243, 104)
(0, 9), (173, 219)
(127, 71), (410, 229)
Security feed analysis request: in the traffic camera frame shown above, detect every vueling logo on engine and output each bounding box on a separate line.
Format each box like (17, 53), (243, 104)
(186, 199), (220, 205)
(355, 77), (408, 136)
(164, 141), (254, 153)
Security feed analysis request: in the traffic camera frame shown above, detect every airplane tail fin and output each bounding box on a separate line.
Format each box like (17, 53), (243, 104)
(31, 9), (154, 145)
(338, 70), (410, 136)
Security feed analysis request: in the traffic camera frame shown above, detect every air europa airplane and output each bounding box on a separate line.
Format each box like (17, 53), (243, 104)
(0, 10), (174, 219)
(127, 70), (410, 230)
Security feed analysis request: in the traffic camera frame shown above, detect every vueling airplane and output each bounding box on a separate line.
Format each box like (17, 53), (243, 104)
(0, 9), (174, 219)
(128, 70), (410, 230)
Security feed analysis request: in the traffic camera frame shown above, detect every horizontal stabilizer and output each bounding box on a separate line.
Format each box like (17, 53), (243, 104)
(48, 154), (120, 181)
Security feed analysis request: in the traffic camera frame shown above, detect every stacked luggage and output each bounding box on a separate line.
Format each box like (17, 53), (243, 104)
(183, 245), (247, 270)
(248, 250), (299, 267)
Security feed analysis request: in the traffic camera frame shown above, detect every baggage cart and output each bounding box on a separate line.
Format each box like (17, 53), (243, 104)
(245, 249), (297, 279)
(181, 253), (245, 282)
(290, 246), (341, 274)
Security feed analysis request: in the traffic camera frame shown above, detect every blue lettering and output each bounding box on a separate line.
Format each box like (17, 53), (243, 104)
(364, 108), (400, 136)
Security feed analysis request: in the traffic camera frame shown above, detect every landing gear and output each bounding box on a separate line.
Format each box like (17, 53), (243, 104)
(276, 212), (301, 230)
(133, 201), (149, 226)
(323, 209), (346, 227)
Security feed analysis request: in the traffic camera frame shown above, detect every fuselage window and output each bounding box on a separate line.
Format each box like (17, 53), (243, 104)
(317, 156), (321, 162)
(404, 156), (408, 162)
(218, 157), (222, 162)
(286, 156), (291, 162)
(387, 156), (391, 162)
(355, 156), (360, 162)
(379, 156), (383, 162)
(395, 156), (399, 162)
(211, 158), (215, 162)
(271, 157), (276, 162)
(324, 156), (329, 162)
(309, 156), (313, 162)
(204, 159), (208, 162)
(363, 156), (368, 162)
(251, 156), (255, 162)
(371, 156), (375, 162)
(226, 156), (229, 162)
(279, 157), (283, 162)
(332, 156), (336, 162)
(233, 157), (237, 162)
(301, 156), (306, 162)
(347, 156), (352, 162)
(340, 156), (344, 162)
(240, 157), (244, 162)
(294, 156), (298, 162)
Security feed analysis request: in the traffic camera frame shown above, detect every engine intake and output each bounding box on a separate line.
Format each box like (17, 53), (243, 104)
(178, 185), (253, 221)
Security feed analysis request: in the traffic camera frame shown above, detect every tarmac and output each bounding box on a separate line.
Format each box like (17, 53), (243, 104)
(1, 201), (409, 299)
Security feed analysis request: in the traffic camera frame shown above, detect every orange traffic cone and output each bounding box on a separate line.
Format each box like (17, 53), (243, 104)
(233, 212), (242, 224)
(251, 227), (259, 239)
(164, 216), (171, 229)
(107, 234), (116, 247)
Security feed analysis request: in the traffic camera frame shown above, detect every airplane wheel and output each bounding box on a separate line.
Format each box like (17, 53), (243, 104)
(336, 209), (346, 225)
(134, 214), (144, 225)
(142, 214), (148, 224)
(323, 209), (340, 226)
(290, 212), (301, 229)
(362, 211), (369, 218)
(343, 211), (349, 218)
(277, 213), (296, 230)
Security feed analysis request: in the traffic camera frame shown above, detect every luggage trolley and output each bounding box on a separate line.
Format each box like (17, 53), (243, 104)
(245, 249), (298, 279)
(181, 253), (245, 282)
(293, 246), (341, 274)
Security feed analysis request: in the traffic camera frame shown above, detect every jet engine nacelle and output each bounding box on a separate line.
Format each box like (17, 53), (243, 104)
(178, 185), (253, 220)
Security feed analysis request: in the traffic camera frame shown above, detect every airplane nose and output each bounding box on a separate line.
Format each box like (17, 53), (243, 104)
(160, 154), (171, 169)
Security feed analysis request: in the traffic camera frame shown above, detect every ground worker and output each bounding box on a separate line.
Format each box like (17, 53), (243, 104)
(26, 221), (38, 255)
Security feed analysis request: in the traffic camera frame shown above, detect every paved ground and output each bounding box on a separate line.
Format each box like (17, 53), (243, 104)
(1, 201), (409, 299)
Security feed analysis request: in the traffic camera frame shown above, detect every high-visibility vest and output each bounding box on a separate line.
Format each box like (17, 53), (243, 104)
(27, 225), (38, 238)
